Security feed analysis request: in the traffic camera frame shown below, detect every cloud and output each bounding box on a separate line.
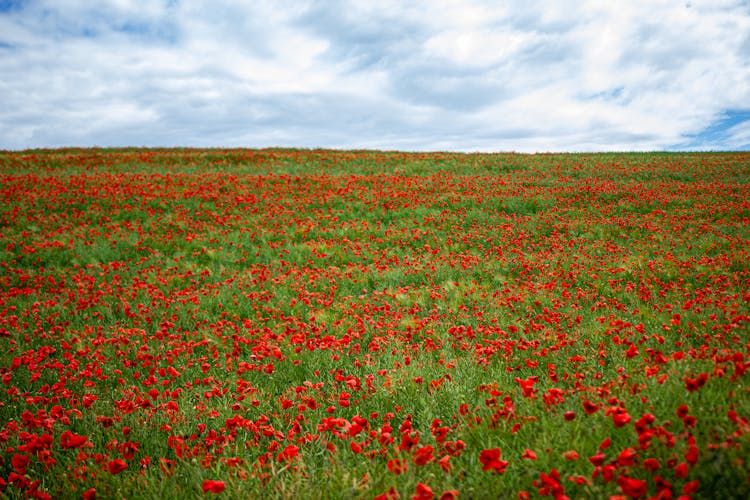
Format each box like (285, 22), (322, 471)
(725, 120), (750, 149)
(0, 0), (749, 151)
(675, 110), (750, 150)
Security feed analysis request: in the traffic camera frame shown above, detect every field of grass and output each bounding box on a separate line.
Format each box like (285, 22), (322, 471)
(0, 149), (748, 499)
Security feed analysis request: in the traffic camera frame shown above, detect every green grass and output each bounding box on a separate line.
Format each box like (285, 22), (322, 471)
(0, 149), (747, 499)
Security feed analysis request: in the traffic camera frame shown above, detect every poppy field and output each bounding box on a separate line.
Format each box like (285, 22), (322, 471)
(0, 149), (748, 499)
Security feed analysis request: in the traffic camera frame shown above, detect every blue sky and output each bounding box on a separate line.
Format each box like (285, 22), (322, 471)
(1, 0), (749, 152)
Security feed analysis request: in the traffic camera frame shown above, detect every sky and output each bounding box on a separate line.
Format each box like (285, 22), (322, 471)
(1, 0), (749, 152)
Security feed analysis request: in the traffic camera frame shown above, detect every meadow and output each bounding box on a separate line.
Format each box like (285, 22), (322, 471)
(0, 149), (748, 499)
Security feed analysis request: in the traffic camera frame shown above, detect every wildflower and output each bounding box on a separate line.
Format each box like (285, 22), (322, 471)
(388, 458), (408, 475)
(107, 459), (127, 474)
(412, 482), (434, 500)
(413, 445), (434, 466)
(617, 476), (647, 498)
(479, 448), (509, 474)
(202, 480), (226, 494)
(373, 487), (400, 500)
(60, 431), (88, 449)
(685, 373), (708, 392)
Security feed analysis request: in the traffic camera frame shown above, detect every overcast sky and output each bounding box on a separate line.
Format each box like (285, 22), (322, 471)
(1, 0), (749, 152)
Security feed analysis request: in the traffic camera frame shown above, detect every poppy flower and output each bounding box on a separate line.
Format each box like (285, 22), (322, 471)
(515, 376), (538, 398)
(676, 404), (690, 419)
(373, 486), (400, 500)
(412, 482), (433, 500)
(625, 344), (639, 359)
(685, 445), (699, 466)
(11, 454), (29, 474)
(683, 415), (697, 428)
(437, 455), (452, 473)
(119, 441), (140, 460)
(607, 407), (631, 428)
(589, 452), (606, 466)
(400, 431), (420, 452)
(616, 448), (637, 467)
(617, 476), (647, 498)
(643, 458), (660, 471)
(685, 373), (708, 392)
(160, 457), (176, 476)
(654, 475), (672, 492)
(277, 444), (300, 462)
(536, 469), (564, 497)
(444, 440), (465, 457)
(202, 480), (226, 494)
(479, 448), (509, 474)
(387, 458), (408, 475)
(674, 462), (689, 478)
(682, 480), (700, 494)
(413, 445), (434, 466)
(60, 431), (88, 449)
(107, 459), (127, 474)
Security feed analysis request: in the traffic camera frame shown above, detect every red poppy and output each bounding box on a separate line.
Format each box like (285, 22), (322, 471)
(444, 440), (465, 457)
(107, 459), (127, 474)
(685, 445), (699, 466)
(676, 404), (690, 419)
(373, 487), (400, 500)
(479, 448), (509, 474)
(589, 452), (606, 466)
(412, 482), (434, 500)
(413, 445), (434, 466)
(12, 454), (32, 476)
(536, 469), (564, 497)
(617, 476), (648, 498)
(616, 448), (637, 467)
(60, 431), (89, 449)
(119, 441), (140, 460)
(160, 457), (176, 476)
(675, 462), (689, 478)
(607, 407), (631, 428)
(515, 376), (538, 398)
(685, 373), (708, 392)
(654, 475), (672, 492)
(387, 458), (408, 475)
(400, 431), (420, 452)
(682, 480), (700, 494)
(202, 480), (226, 494)
(643, 458), (660, 471)
(276, 444), (300, 462)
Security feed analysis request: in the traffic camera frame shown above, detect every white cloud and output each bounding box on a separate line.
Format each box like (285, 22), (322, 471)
(424, 29), (531, 67)
(0, 0), (748, 151)
(725, 120), (750, 149)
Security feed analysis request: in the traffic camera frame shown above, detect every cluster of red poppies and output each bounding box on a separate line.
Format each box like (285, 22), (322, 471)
(0, 150), (747, 498)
